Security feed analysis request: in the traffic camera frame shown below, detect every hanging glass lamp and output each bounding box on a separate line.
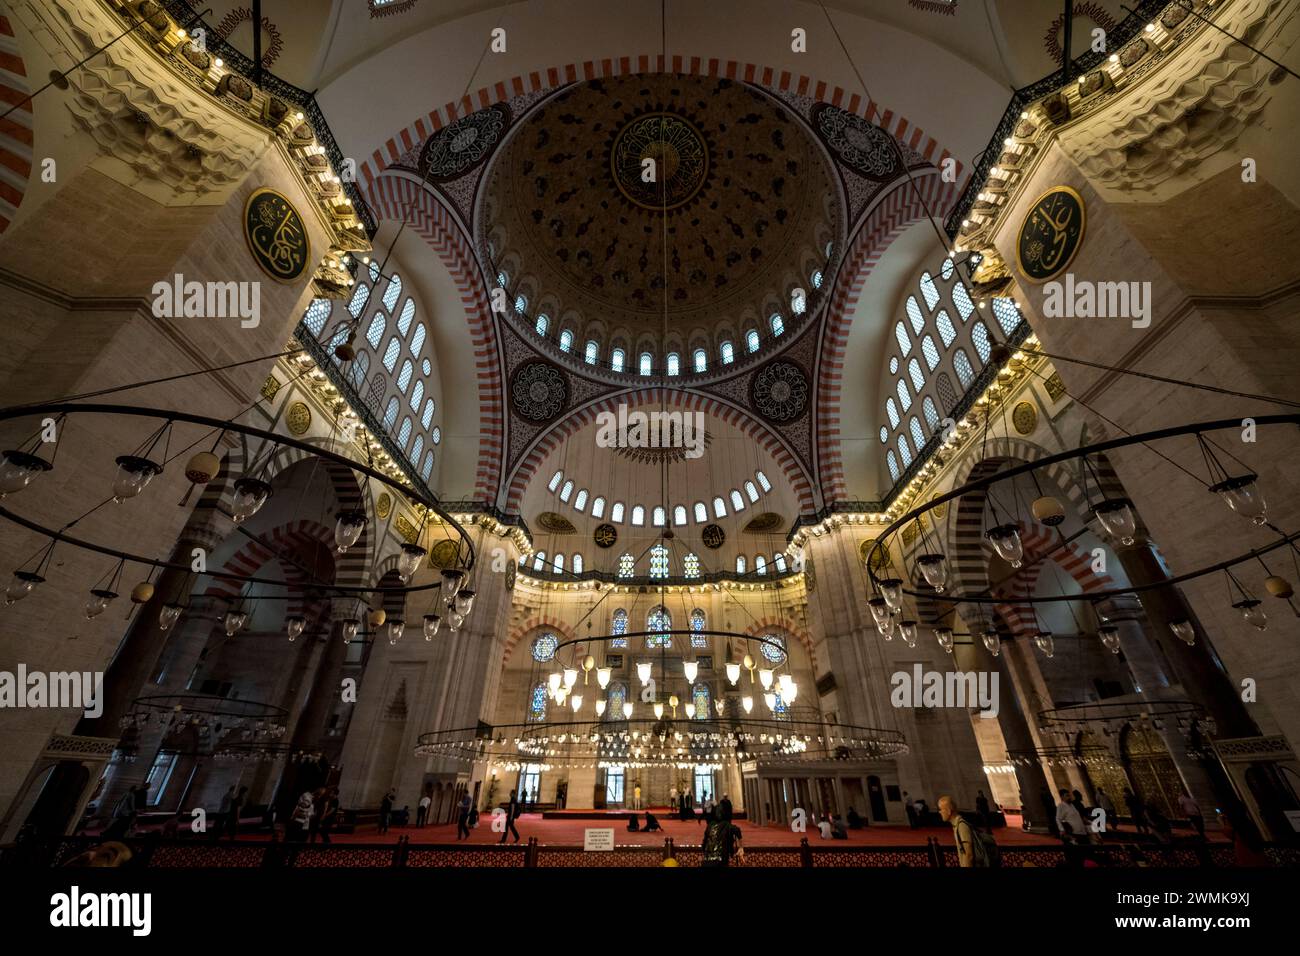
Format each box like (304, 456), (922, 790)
(285, 615), (307, 641)
(333, 509), (367, 553)
(396, 543), (427, 581)
(986, 524), (1024, 568)
(111, 455), (163, 503)
(0, 450), (52, 498)
(1210, 474), (1267, 525)
(1093, 498), (1137, 546)
(230, 477), (273, 524)
(84, 588), (118, 619)
(916, 553), (949, 592)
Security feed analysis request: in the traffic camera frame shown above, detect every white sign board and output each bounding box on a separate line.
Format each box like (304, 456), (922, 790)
(583, 827), (615, 851)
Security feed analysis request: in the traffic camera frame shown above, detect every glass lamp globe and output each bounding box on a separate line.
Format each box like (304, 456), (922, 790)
(595, 699), (606, 717)
(982, 628), (1001, 657)
(868, 597), (892, 628)
(758, 668), (774, 690)
(1033, 631), (1055, 658)
(387, 619), (405, 645)
(548, 671), (563, 696)
(683, 660), (699, 683)
(623, 701), (634, 719)
(157, 600), (183, 632)
(441, 570), (466, 607)
(563, 668), (578, 690)
(454, 589), (475, 616)
(685, 703), (696, 719)
(780, 675), (798, 702)
(1232, 599), (1267, 631)
(1098, 624), (1121, 654)
(986, 525), (1024, 568)
(396, 543), (427, 581)
(725, 662), (741, 685)
(285, 615), (307, 641)
(653, 702), (664, 719)
(714, 699), (726, 716)
(570, 694), (583, 713)
(423, 614), (441, 640)
(445, 610), (463, 631)
(342, 619), (360, 642)
(879, 578), (904, 610)
(637, 661), (653, 685)
(84, 588), (118, 619)
(899, 620), (919, 647)
(876, 616), (895, 641)
(742, 653), (754, 671)
(111, 455), (163, 503)
(934, 627), (955, 654)
(741, 695), (754, 714)
(763, 692), (777, 712)
(1169, 620), (1196, 646)
(230, 477), (273, 524)
(0, 450), (51, 497)
(1211, 475), (1267, 525)
(223, 610), (248, 636)
(596, 666), (611, 689)
(1093, 498), (1137, 546)
(916, 554), (949, 592)
(333, 509), (367, 553)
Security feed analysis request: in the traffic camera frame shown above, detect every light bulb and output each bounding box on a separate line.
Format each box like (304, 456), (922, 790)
(0, 450), (51, 497)
(764, 692), (777, 712)
(111, 455), (162, 503)
(1093, 498), (1137, 546)
(725, 662), (740, 685)
(986, 525), (1024, 568)
(784, 680), (798, 703)
(637, 661), (653, 685)
(683, 660), (699, 683)
(758, 668), (774, 690)
(230, 477), (273, 524)
(742, 695), (754, 714)
(84, 589), (117, 619)
(1169, 620), (1196, 646)
(423, 614), (441, 640)
(548, 671), (563, 696)
(333, 509), (367, 553)
(1212, 475), (1267, 525)
(285, 615), (307, 641)
(916, 553), (949, 592)
(596, 667), (611, 689)
(396, 544), (426, 581)
(623, 701), (634, 719)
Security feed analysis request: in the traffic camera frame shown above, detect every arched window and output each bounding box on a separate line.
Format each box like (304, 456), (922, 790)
(923, 396), (940, 433)
(713, 496), (727, 518)
(887, 450), (900, 481)
(572, 553), (583, 574)
(591, 496), (606, 519)
(410, 435), (424, 467)
(811, 269), (823, 289)
(647, 604), (671, 646)
(422, 451), (434, 481)
(897, 434), (913, 468)
(894, 322), (912, 357)
(349, 351), (370, 391)
(744, 480), (759, 502)
(560, 480), (574, 502)
(639, 352), (652, 376)
(791, 288), (806, 315)
(666, 352), (680, 376)
(549, 470), (564, 492)
(936, 373), (958, 415)
(736, 555), (747, 574)
(383, 397), (399, 431)
(612, 608), (628, 647)
(954, 348), (975, 387)
(774, 553), (787, 572)
(690, 608), (707, 647)
(694, 501), (708, 523)
(584, 340), (599, 364)
(720, 341), (734, 364)
(756, 470), (772, 492)
(409, 379), (424, 412)
(952, 282), (975, 321)
(422, 358), (432, 375)
(889, 356), (899, 374)
(396, 359), (414, 393)
(533, 551), (547, 572)
(908, 358), (925, 392)
(730, 489), (745, 511)
(304, 298), (331, 336)
(921, 335), (940, 371)
(886, 397), (900, 428)
(534, 314), (549, 335)
(910, 417), (925, 452)
(559, 329), (574, 353)
(347, 283), (370, 318)
(368, 260), (381, 283)
(971, 321), (993, 363)
(514, 293), (527, 315)
(573, 489), (588, 511)
(606, 681), (627, 715)
(652, 506), (666, 527)
(398, 299), (417, 337)
(382, 336), (401, 372)
(693, 349), (707, 373)
(684, 553), (700, 578)
(897, 378), (912, 412)
(746, 329), (760, 353)
(326, 323), (350, 361)
(365, 312), (386, 349)
(880, 426), (888, 443)
(941, 256), (955, 280)
(611, 501), (625, 523)
(611, 348), (626, 373)
(431, 426), (441, 445)
(631, 505), (645, 526)
(532, 633), (558, 662)
(770, 313), (784, 336)
(993, 298), (1022, 336)
(554, 553), (566, 572)
(673, 505), (687, 526)
(649, 545), (669, 579)
(935, 309), (956, 348)
(409, 323), (427, 359)
(903, 297), (928, 339)
(755, 555), (767, 575)
(383, 273), (402, 312)
(528, 683), (547, 722)
(761, 632), (787, 664)
(422, 399), (435, 430)
(692, 683), (710, 718)
(617, 553), (634, 579)
(919, 272), (939, 311)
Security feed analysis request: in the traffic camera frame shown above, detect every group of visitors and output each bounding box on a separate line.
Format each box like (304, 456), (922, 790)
(1055, 786), (1203, 845)
(287, 787), (340, 843)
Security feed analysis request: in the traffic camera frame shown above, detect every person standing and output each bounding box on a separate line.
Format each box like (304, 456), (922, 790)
(718, 793), (733, 822)
(1096, 787), (1117, 828)
(1056, 789), (1087, 845)
(417, 791), (431, 827)
(225, 786), (247, 841)
(378, 789), (395, 835)
(1124, 788), (1149, 834)
(974, 790), (991, 828)
(1178, 792), (1205, 838)
(104, 785), (144, 839)
(633, 782), (642, 811)
(669, 785), (678, 812)
(456, 790), (472, 840)
(215, 786), (235, 842)
(500, 789), (521, 844)
(290, 791), (314, 843)
(940, 795), (997, 867)
(316, 789), (338, 844)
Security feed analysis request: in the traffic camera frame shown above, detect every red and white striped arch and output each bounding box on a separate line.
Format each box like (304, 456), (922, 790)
(504, 615), (576, 666)
(743, 617), (818, 673)
(202, 520), (336, 622)
(993, 522), (1116, 637)
(0, 13), (33, 233)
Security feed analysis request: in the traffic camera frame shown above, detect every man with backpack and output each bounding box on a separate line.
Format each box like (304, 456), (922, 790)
(939, 794), (999, 867)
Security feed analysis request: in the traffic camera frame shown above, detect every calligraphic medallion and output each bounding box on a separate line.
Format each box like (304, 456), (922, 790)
(286, 402), (311, 435)
(702, 524), (726, 550)
(428, 539), (461, 570)
(594, 524), (618, 549)
(244, 187), (310, 283)
(610, 112), (709, 211)
(1016, 185), (1085, 283)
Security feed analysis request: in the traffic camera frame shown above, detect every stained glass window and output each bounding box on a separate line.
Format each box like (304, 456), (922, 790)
(304, 298), (331, 336)
(612, 609), (628, 648)
(528, 683), (547, 722)
(746, 329), (760, 352)
(650, 543), (669, 579)
(560, 330), (574, 353)
(532, 633), (558, 662)
(684, 553), (700, 578)
(647, 605), (671, 646)
(761, 633), (786, 664)
(954, 348), (975, 387)
(692, 683), (710, 718)
(690, 609), (707, 647)
(398, 299), (417, 337)
(618, 553), (634, 579)
(607, 682), (627, 716)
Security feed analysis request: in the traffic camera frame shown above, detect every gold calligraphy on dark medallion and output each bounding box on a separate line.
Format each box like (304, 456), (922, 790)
(1016, 186), (1086, 283)
(244, 188), (310, 283)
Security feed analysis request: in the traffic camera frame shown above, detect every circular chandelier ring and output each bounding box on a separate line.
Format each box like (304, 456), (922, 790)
(550, 628), (786, 656)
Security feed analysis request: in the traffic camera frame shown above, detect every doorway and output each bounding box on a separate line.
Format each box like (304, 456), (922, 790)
(867, 775), (887, 821)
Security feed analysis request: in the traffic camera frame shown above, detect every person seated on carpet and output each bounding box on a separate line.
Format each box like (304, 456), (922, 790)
(831, 815), (849, 839)
(818, 817), (833, 840)
(644, 812), (662, 832)
(847, 806), (863, 829)
(627, 813), (640, 832)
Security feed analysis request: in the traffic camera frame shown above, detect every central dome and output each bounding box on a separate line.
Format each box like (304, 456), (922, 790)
(481, 74), (839, 373)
